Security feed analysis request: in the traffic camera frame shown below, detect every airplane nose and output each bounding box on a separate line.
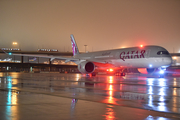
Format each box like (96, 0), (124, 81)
(165, 57), (173, 65)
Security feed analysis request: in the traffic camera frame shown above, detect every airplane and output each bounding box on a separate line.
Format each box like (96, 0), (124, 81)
(5, 34), (172, 77)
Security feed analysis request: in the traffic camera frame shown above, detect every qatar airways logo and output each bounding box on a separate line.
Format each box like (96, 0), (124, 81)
(120, 50), (146, 61)
(71, 39), (77, 55)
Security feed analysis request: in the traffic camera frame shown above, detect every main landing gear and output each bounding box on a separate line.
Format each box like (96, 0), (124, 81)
(115, 72), (125, 76)
(91, 72), (96, 76)
(86, 72), (96, 77)
(115, 69), (126, 76)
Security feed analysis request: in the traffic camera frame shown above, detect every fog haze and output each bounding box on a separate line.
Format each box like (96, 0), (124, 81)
(0, 0), (180, 52)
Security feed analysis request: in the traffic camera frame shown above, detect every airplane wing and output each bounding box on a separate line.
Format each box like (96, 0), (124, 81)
(6, 52), (117, 68)
(3, 50), (116, 68)
(4, 52), (80, 62)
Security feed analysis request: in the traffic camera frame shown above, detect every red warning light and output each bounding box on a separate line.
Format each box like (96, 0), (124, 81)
(140, 45), (143, 48)
(107, 68), (114, 72)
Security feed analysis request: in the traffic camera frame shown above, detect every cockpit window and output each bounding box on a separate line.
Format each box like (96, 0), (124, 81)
(157, 51), (169, 55)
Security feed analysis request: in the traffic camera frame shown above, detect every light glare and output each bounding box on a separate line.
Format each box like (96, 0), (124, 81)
(173, 56), (177, 60)
(160, 70), (164, 74)
(12, 42), (17, 45)
(149, 64), (152, 68)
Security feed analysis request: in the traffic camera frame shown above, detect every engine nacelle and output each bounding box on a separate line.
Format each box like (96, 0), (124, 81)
(138, 68), (156, 74)
(78, 61), (95, 74)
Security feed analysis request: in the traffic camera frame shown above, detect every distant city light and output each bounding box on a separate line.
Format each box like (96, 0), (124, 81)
(12, 42), (18, 45)
(173, 56), (177, 60)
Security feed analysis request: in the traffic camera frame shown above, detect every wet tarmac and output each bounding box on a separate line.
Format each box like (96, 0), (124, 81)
(0, 72), (180, 120)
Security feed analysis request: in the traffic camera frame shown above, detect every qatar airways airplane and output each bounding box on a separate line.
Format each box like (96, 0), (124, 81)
(6, 34), (172, 77)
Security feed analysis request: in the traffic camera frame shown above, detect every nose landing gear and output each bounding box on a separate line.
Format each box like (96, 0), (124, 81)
(159, 74), (164, 78)
(159, 67), (166, 78)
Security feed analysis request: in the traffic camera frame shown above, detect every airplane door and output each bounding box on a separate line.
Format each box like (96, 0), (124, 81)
(160, 51), (164, 62)
(115, 52), (120, 59)
(145, 49), (150, 59)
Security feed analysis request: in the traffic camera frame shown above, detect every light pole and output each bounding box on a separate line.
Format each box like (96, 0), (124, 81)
(12, 42), (18, 48)
(12, 42), (18, 63)
(84, 45), (87, 53)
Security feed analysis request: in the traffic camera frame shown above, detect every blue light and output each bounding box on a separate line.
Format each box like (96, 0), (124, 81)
(160, 70), (164, 74)
(8, 53), (12, 55)
(149, 64), (152, 68)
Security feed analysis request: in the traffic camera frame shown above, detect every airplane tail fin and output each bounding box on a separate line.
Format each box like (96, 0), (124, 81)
(70, 34), (79, 56)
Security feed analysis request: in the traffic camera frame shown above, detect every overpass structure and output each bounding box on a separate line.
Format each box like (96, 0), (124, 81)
(0, 50), (73, 56)
(0, 50), (180, 72)
(0, 50), (73, 64)
(0, 50), (179, 56)
(0, 50), (180, 63)
(170, 53), (180, 57)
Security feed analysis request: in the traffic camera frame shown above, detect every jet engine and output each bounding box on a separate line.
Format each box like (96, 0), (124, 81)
(78, 61), (95, 74)
(137, 68), (156, 74)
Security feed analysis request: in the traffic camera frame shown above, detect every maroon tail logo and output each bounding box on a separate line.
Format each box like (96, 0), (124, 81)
(71, 39), (77, 56)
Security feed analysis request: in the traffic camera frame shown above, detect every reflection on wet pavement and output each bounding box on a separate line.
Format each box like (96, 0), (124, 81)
(103, 105), (117, 120)
(0, 72), (180, 119)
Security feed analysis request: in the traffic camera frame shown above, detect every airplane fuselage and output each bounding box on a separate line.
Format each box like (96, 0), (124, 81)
(73, 45), (172, 69)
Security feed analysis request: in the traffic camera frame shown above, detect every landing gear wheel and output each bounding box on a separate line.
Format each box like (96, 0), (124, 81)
(115, 72), (118, 76)
(121, 73), (125, 76)
(91, 72), (96, 76)
(115, 72), (121, 76)
(115, 72), (125, 76)
(159, 74), (164, 78)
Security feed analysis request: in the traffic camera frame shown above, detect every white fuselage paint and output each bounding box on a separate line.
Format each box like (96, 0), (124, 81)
(73, 45), (172, 69)
(111, 57), (172, 68)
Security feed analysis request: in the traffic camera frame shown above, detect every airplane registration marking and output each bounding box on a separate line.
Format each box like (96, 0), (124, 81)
(102, 52), (111, 56)
(120, 50), (146, 61)
(95, 55), (113, 58)
(95, 55), (110, 58)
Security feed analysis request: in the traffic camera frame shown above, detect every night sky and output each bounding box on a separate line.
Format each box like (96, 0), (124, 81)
(0, 0), (180, 52)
